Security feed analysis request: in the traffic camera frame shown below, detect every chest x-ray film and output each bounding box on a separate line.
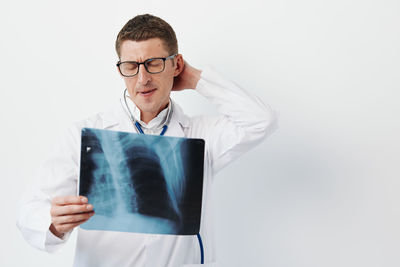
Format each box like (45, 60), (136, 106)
(78, 128), (205, 235)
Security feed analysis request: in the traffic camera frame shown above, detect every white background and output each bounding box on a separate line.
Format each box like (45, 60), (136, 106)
(1, 0), (399, 266)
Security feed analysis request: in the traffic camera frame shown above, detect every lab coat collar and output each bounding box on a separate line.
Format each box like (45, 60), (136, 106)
(100, 96), (189, 138)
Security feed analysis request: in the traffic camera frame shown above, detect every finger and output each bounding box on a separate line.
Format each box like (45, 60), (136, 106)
(53, 211), (95, 225)
(52, 196), (88, 206)
(51, 204), (94, 216)
(54, 218), (92, 234)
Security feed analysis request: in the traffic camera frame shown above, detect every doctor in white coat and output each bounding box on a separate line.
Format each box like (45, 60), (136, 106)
(17, 14), (278, 267)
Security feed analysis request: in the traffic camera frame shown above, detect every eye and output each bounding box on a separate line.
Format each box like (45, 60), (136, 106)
(125, 63), (138, 70)
(146, 59), (163, 67)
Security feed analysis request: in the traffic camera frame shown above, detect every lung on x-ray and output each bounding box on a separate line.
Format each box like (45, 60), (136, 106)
(78, 128), (205, 235)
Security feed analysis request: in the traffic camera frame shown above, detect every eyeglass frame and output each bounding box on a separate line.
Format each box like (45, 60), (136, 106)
(116, 54), (178, 77)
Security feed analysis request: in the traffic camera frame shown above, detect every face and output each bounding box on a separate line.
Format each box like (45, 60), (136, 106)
(118, 38), (182, 121)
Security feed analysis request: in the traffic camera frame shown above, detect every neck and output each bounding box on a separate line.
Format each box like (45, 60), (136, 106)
(140, 101), (170, 124)
(141, 111), (158, 124)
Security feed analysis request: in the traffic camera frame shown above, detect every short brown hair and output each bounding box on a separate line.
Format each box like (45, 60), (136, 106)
(115, 14), (178, 59)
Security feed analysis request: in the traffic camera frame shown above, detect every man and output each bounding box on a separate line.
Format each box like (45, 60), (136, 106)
(17, 14), (278, 266)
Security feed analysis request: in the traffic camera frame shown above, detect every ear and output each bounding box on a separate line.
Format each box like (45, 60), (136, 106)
(173, 54), (184, 77)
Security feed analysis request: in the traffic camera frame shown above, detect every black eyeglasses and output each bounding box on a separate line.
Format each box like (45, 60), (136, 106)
(116, 54), (177, 77)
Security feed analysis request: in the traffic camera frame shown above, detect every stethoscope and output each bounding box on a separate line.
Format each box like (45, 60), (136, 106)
(121, 88), (205, 264)
(122, 88), (172, 136)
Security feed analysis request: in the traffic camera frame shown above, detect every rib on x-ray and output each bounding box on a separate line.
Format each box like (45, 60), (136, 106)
(79, 128), (205, 235)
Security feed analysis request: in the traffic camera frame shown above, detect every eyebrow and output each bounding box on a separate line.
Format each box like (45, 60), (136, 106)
(120, 55), (169, 62)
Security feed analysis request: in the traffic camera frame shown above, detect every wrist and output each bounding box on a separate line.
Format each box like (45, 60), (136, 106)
(49, 223), (65, 239)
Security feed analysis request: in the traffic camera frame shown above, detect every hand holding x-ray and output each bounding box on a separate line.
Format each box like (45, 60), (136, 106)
(49, 196), (95, 238)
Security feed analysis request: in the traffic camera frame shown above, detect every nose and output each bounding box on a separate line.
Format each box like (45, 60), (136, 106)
(137, 64), (152, 85)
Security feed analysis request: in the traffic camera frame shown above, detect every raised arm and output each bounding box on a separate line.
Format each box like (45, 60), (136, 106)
(175, 60), (278, 174)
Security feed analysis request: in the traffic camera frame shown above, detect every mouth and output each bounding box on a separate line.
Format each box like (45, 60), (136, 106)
(137, 88), (157, 97)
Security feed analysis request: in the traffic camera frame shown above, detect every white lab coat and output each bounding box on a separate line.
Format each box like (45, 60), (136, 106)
(17, 66), (278, 267)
